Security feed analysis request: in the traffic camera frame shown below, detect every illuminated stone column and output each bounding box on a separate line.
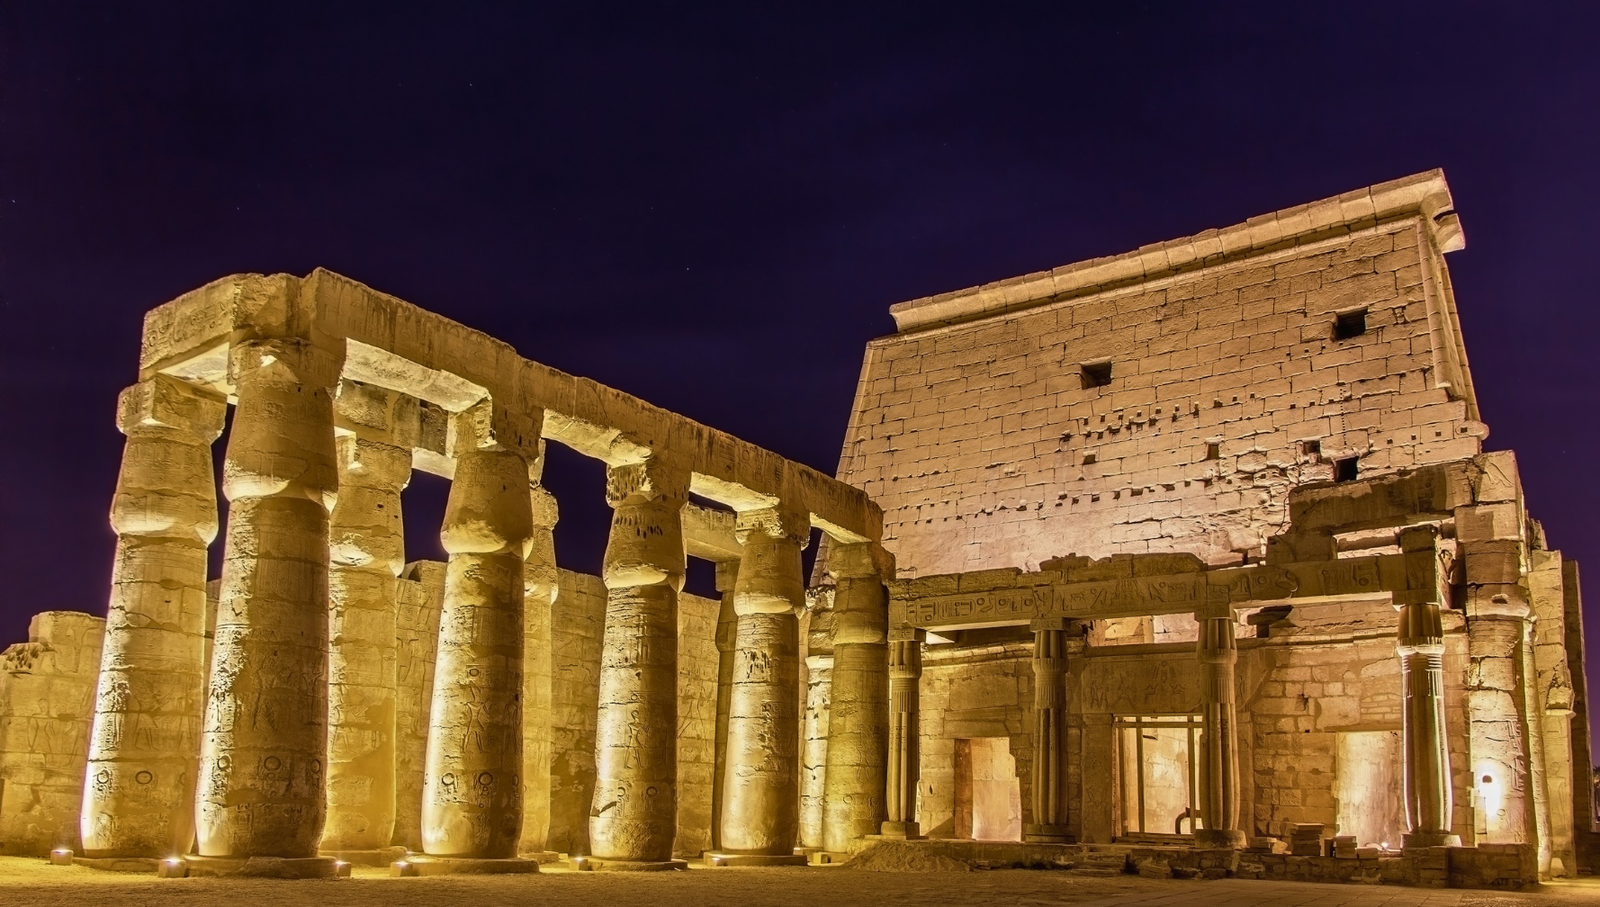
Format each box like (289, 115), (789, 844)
(81, 376), (224, 859)
(1024, 618), (1073, 843)
(195, 340), (341, 872)
(1467, 596), (1534, 842)
(323, 382), (416, 857)
(519, 467), (559, 858)
(1463, 538), (1535, 845)
(822, 545), (890, 854)
(710, 561), (739, 853)
(880, 627), (924, 838)
(418, 401), (538, 869)
(1195, 614), (1245, 848)
(1399, 601), (1460, 848)
(799, 643), (832, 853)
(589, 460), (688, 868)
(714, 506), (808, 864)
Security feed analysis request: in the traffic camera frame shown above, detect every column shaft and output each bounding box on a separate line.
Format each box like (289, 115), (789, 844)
(822, 570), (889, 852)
(420, 445), (533, 858)
(323, 435), (409, 852)
(799, 652), (832, 851)
(196, 341), (340, 858)
(881, 627), (923, 837)
(589, 461), (687, 863)
(710, 562), (738, 853)
(82, 377), (224, 857)
(1025, 619), (1072, 842)
(718, 507), (807, 856)
(1399, 602), (1458, 847)
(519, 481), (559, 856)
(1468, 609), (1533, 842)
(1195, 615), (1245, 848)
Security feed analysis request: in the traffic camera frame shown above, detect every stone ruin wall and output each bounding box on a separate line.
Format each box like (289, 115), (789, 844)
(838, 184), (1477, 579)
(0, 566), (722, 859)
(0, 612), (105, 854)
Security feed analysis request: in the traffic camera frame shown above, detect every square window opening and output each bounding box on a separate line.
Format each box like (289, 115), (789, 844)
(1334, 457), (1359, 482)
(1333, 308), (1368, 341)
(1081, 360), (1113, 389)
(1204, 442), (1220, 461)
(1300, 439), (1322, 457)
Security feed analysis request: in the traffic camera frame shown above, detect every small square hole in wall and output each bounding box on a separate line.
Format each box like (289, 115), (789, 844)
(1333, 308), (1368, 341)
(1300, 439), (1321, 457)
(1080, 360), (1113, 389)
(1204, 442), (1221, 460)
(1082, 452), (1097, 466)
(1333, 457), (1359, 482)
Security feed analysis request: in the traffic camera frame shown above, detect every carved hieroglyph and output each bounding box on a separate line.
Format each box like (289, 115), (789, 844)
(82, 376), (224, 857)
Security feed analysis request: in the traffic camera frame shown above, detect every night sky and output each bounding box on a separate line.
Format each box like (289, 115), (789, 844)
(3, 5), (1598, 730)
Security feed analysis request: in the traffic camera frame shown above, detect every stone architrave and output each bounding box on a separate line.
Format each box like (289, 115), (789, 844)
(519, 468), (559, 858)
(323, 382), (416, 856)
(588, 460), (689, 868)
(1024, 617), (1073, 843)
(1194, 615), (1245, 848)
(1398, 601), (1460, 848)
(194, 340), (341, 873)
(714, 506), (808, 864)
(881, 627), (924, 838)
(822, 544), (890, 854)
(710, 561), (739, 853)
(418, 402), (537, 868)
(81, 377), (225, 859)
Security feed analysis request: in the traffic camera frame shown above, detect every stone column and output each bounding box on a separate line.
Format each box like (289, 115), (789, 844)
(323, 382), (416, 857)
(194, 340), (341, 872)
(589, 460), (688, 868)
(799, 647), (832, 853)
(715, 506), (808, 864)
(81, 376), (224, 859)
(1195, 614), (1245, 848)
(881, 627), (924, 838)
(519, 468), (559, 859)
(417, 401), (538, 869)
(1025, 617), (1073, 843)
(710, 561), (739, 853)
(1464, 539), (1535, 845)
(1399, 601), (1460, 848)
(823, 545), (890, 854)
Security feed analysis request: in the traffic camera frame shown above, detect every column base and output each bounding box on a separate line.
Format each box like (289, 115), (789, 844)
(321, 846), (408, 867)
(1023, 823), (1075, 844)
(706, 852), (809, 867)
(1193, 829), (1247, 849)
(519, 850), (563, 864)
(571, 856), (689, 871)
(1402, 832), (1462, 849)
(74, 856), (160, 873)
(181, 855), (341, 879)
(877, 821), (923, 839)
(391, 855), (539, 876)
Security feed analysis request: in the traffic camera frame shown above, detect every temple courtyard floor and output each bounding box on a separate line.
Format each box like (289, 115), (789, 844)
(5, 858), (1600, 907)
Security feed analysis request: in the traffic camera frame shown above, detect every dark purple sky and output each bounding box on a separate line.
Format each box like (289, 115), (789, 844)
(3, 4), (1598, 718)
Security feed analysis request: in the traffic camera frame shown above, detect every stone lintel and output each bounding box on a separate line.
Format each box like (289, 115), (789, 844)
(893, 549), (1441, 631)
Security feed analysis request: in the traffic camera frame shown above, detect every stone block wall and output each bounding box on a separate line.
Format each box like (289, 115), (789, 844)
(837, 187), (1478, 578)
(0, 611), (105, 855)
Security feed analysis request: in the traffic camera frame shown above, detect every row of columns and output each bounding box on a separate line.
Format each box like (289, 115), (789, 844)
(83, 355), (891, 868)
(878, 601), (1461, 850)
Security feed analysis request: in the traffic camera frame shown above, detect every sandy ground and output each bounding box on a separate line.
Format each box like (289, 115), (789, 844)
(4, 857), (1600, 907)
